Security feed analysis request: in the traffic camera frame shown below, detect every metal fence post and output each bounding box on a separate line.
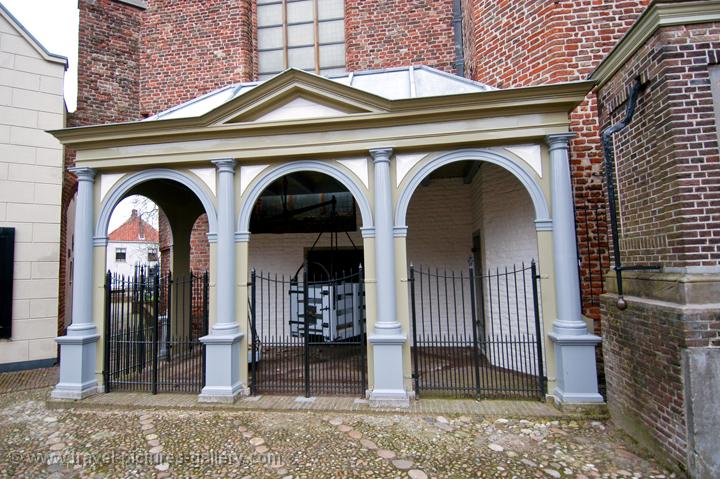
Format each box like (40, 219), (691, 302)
(303, 260), (311, 398)
(468, 261), (482, 397)
(409, 264), (420, 398)
(531, 260), (546, 398)
(103, 271), (112, 393)
(152, 270), (159, 394)
(166, 271), (172, 362)
(359, 264), (367, 396)
(250, 269), (257, 395)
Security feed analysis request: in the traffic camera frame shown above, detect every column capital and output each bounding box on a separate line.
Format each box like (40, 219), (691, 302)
(369, 147), (393, 163)
(211, 158), (237, 173)
(545, 133), (576, 151)
(68, 166), (96, 182)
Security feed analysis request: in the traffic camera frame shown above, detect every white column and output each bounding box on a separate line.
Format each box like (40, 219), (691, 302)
(199, 159), (246, 403)
(52, 167), (99, 399)
(368, 147), (408, 406)
(546, 134), (603, 404)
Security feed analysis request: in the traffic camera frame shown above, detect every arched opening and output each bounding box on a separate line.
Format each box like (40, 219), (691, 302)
(404, 159), (545, 399)
(101, 177), (214, 394)
(248, 171), (367, 397)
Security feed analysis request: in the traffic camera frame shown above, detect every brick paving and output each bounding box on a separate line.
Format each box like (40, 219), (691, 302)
(49, 392), (575, 418)
(0, 366), (58, 394)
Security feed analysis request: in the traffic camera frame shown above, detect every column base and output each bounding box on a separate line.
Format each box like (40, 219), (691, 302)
(198, 329), (245, 404)
(198, 385), (249, 403)
(51, 333), (99, 400)
(549, 331), (604, 404)
(368, 333), (409, 408)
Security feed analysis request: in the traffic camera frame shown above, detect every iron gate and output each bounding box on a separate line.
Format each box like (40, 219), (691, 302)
(103, 268), (209, 394)
(249, 265), (367, 396)
(410, 261), (546, 399)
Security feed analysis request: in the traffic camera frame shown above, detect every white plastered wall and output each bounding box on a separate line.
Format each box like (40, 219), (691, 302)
(0, 13), (65, 367)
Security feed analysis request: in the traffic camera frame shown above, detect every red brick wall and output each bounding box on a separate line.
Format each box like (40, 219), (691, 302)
(462, 0), (649, 320)
(602, 286), (720, 471)
(58, 0), (146, 333)
(345, 0), (456, 73)
(74, 0), (144, 125)
(598, 22), (720, 471)
(189, 214), (210, 273)
(598, 23), (720, 268)
(139, 0), (256, 116)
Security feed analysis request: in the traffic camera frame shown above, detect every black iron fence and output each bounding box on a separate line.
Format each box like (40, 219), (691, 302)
(103, 269), (208, 394)
(576, 204), (609, 311)
(410, 261), (545, 399)
(249, 266), (367, 397)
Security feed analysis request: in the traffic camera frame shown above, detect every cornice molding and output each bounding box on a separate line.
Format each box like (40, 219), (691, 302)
(591, 0), (720, 88)
(48, 80), (593, 150)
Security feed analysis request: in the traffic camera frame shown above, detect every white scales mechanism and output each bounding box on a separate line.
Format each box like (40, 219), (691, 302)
(251, 176), (365, 343)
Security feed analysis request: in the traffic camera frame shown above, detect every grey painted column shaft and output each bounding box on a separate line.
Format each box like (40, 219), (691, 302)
(68, 167), (96, 335)
(547, 134), (587, 336)
(211, 159), (238, 333)
(546, 133), (602, 404)
(370, 148), (401, 335)
(52, 166), (99, 399)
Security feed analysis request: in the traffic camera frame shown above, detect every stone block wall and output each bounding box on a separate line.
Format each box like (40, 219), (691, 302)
(0, 9), (66, 368)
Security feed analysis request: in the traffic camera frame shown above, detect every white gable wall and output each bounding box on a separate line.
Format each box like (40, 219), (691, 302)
(0, 12), (65, 369)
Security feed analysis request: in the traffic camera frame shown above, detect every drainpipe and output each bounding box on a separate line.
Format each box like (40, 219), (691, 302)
(601, 78), (659, 309)
(453, 0), (465, 76)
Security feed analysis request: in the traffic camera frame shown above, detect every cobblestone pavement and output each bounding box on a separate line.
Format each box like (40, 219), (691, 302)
(0, 387), (673, 478)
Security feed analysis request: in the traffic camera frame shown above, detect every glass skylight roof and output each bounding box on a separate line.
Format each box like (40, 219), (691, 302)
(143, 66), (495, 122)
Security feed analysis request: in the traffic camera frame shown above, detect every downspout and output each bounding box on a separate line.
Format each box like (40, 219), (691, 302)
(601, 78), (659, 309)
(453, 0), (465, 76)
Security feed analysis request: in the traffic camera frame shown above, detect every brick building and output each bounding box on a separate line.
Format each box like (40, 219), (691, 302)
(53, 0), (719, 476)
(591, 2), (720, 476)
(62, 0), (651, 343)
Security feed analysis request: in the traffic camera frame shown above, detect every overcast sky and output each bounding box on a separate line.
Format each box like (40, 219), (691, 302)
(3, 0), (78, 111)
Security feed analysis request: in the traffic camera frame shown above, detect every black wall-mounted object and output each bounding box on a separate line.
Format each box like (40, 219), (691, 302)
(0, 227), (15, 339)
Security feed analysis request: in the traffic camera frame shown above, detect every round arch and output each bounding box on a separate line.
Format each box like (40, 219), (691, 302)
(395, 149), (551, 230)
(95, 168), (218, 241)
(237, 160), (374, 235)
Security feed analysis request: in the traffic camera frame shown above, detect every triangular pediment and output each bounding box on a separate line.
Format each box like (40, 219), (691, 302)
(203, 69), (389, 126)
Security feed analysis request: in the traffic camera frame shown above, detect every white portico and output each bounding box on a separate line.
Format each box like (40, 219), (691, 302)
(49, 66), (602, 405)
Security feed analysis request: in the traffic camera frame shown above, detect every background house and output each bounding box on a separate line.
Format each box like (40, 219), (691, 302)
(0, 3), (67, 372)
(106, 208), (159, 277)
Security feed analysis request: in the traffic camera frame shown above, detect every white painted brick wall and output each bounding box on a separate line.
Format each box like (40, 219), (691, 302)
(473, 165), (542, 373)
(404, 168), (542, 376)
(0, 12), (64, 366)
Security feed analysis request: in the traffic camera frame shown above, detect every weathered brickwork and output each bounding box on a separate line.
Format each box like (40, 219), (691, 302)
(602, 291), (720, 469)
(345, 0), (456, 73)
(189, 214), (210, 274)
(74, 0), (144, 125)
(140, 0), (256, 116)
(598, 21), (720, 474)
(602, 296), (689, 469)
(157, 208), (172, 283)
(59, 0), (145, 334)
(462, 0), (649, 321)
(598, 24), (720, 268)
